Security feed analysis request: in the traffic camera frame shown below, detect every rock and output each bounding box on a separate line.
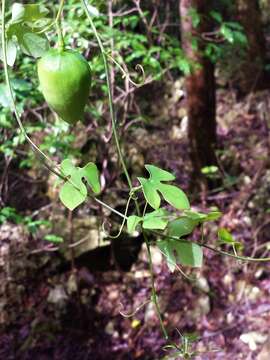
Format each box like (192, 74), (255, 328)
(240, 332), (267, 351)
(144, 302), (157, 325)
(67, 273), (78, 295)
(247, 286), (261, 301)
(197, 295), (211, 316)
(0, 243), (9, 267)
(195, 277), (210, 293)
(170, 116), (188, 140)
(151, 247), (163, 267)
(243, 176), (252, 185)
(226, 312), (234, 325)
(80, 288), (89, 305)
(223, 273), (233, 287)
(236, 280), (262, 301)
(127, 146), (145, 174)
(47, 285), (68, 308)
(134, 270), (151, 279)
(105, 321), (114, 335)
(108, 289), (119, 301)
(170, 125), (183, 140)
(52, 216), (110, 260)
(187, 295), (211, 322)
(243, 216), (252, 227)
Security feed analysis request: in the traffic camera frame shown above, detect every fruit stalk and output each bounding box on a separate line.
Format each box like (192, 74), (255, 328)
(56, 0), (65, 51)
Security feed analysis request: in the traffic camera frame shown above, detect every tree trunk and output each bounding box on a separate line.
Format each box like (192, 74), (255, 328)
(236, 0), (266, 93)
(179, 0), (217, 189)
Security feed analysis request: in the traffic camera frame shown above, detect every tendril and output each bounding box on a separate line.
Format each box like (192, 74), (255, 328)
(106, 52), (146, 87)
(101, 195), (132, 239)
(37, 0), (65, 35)
(119, 299), (151, 318)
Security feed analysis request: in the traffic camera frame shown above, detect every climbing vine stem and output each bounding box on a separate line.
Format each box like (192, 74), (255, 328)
(81, 0), (169, 341)
(81, 0), (133, 193)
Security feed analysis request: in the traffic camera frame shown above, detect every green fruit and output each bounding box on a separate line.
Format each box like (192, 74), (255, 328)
(37, 48), (91, 124)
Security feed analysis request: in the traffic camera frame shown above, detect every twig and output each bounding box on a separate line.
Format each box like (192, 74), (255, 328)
(68, 210), (75, 270)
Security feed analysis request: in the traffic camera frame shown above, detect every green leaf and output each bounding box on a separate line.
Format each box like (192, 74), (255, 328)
(19, 32), (49, 58)
(82, 162), (101, 194)
(218, 228), (243, 250)
(188, 7), (201, 28)
(184, 210), (222, 223)
(201, 165), (218, 175)
(0, 84), (12, 108)
(220, 24), (234, 43)
(61, 158), (75, 176)
(157, 183), (190, 210)
(158, 239), (203, 270)
(138, 164), (189, 210)
(59, 182), (86, 211)
(127, 215), (141, 233)
(0, 39), (17, 67)
(26, 219), (50, 234)
(142, 209), (169, 230)
(177, 242), (203, 267)
(44, 234), (64, 244)
(168, 217), (197, 238)
(233, 31), (247, 45)
(157, 240), (177, 272)
(69, 171), (87, 196)
(85, 4), (100, 17)
(58, 159), (101, 211)
(138, 176), (161, 210)
(218, 228), (235, 244)
(210, 10), (222, 23)
(178, 57), (192, 75)
(225, 21), (243, 31)
(145, 164), (175, 181)
(11, 78), (32, 92)
(11, 3), (49, 24)
(204, 211), (222, 222)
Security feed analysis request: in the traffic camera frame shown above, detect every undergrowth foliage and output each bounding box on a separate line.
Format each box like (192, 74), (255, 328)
(0, 1), (269, 358)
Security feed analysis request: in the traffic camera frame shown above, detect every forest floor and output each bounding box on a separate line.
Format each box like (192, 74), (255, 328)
(0, 88), (270, 360)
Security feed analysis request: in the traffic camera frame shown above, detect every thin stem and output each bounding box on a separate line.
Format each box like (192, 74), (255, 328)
(68, 210), (75, 270)
(81, 0), (133, 193)
(38, 0), (65, 34)
(151, 230), (270, 263)
(93, 197), (127, 219)
(106, 52), (145, 87)
(102, 195), (132, 239)
(201, 243), (270, 262)
(56, 0), (65, 50)
(143, 202), (168, 338)
(144, 233), (169, 340)
(82, 1), (169, 341)
(119, 299), (151, 318)
(55, 0), (65, 24)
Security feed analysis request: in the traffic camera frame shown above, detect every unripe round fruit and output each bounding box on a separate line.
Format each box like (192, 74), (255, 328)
(37, 48), (91, 124)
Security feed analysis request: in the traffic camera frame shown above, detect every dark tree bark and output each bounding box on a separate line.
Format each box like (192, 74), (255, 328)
(179, 0), (217, 189)
(236, 0), (267, 93)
